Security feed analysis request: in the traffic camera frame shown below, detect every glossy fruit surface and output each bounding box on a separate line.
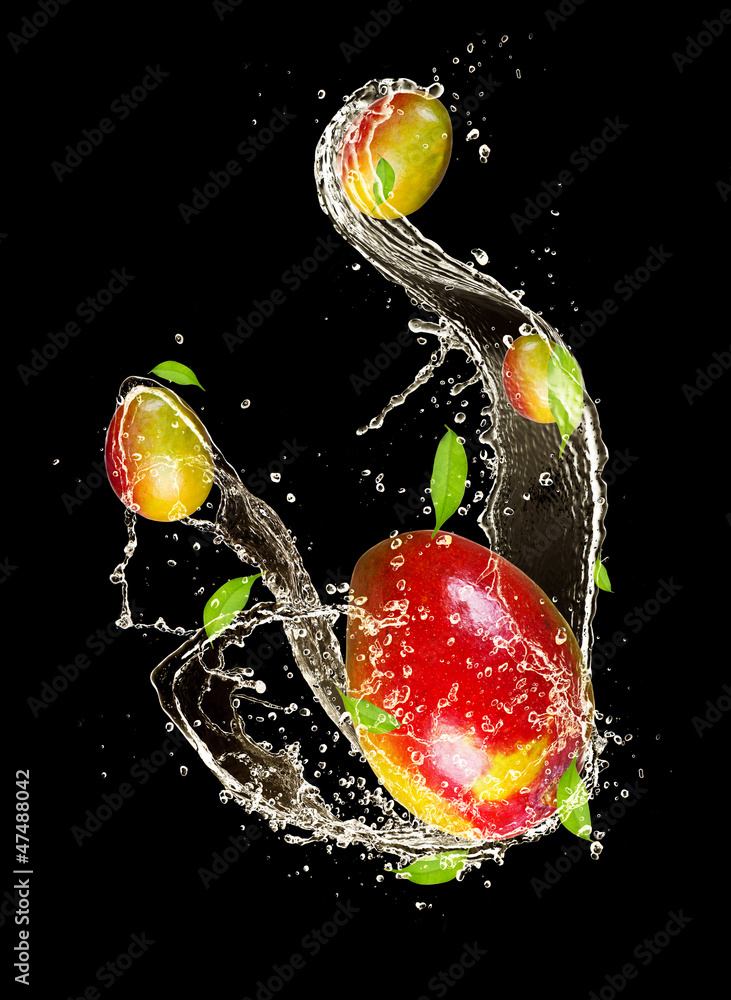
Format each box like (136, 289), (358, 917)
(105, 385), (214, 521)
(502, 333), (556, 423)
(345, 530), (592, 840)
(339, 90), (452, 218)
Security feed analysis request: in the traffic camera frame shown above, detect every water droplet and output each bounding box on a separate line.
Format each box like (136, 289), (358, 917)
(286, 493), (296, 502)
(317, 89), (326, 99)
(180, 765), (188, 776)
(175, 333), (184, 344)
(539, 472), (553, 486)
(241, 399), (251, 409)
(270, 472), (281, 482)
(466, 128), (479, 141)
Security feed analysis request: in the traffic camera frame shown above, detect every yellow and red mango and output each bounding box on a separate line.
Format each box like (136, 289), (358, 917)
(105, 385), (214, 522)
(502, 333), (557, 424)
(339, 90), (452, 219)
(345, 530), (592, 841)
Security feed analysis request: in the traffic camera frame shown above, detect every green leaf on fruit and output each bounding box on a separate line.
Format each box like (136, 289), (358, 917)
(594, 559), (613, 593)
(430, 426), (468, 538)
(337, 690), (401, 734)
(557, 759), (592, 840)
(203, 575), (261, 640)
(547, 343), (583, 456)
(149, 361), (205, 390)
(373, 155), (396, 209)
(393, 851), (468, 885)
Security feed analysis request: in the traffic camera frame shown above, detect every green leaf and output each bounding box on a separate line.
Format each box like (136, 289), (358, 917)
(547, 343), (583, 456)
(337, 689), (401, 734)
(557, 759), (592, 840)
(149, 361), (205, 390)
(373, 155), (396, 209)
(393, 851), (468, 885)
(203, 575), (261, 640)
(430, 426), (468, 538)
(594, 559), (613, 593)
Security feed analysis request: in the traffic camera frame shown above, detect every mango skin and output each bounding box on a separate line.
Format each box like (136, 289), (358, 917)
(339, 91), (452, 219)
(345, 530), (592, 841)
(105, 386), (214, 522)
(502, 333), (557, 424)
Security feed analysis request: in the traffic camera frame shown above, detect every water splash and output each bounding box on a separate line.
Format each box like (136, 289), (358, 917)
(115, 77), (610, 877)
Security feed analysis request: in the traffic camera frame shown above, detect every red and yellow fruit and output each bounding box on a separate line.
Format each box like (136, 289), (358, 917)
(339, 90), (452, 219)
(105, 385), (214, 521)
(345, 530), (593, 840)
(501, 333), (558, 423)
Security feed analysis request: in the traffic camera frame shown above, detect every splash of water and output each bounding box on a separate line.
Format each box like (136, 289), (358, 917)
(116, 77), (609, 876)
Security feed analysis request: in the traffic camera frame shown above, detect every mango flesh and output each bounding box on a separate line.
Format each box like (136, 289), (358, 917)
(105, 386), (214, 521)
(345, 530), (592, 840)
(339, 90), (452, 219)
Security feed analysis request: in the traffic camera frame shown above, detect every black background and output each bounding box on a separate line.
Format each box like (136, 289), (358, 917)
(5, 1), (728, 997)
